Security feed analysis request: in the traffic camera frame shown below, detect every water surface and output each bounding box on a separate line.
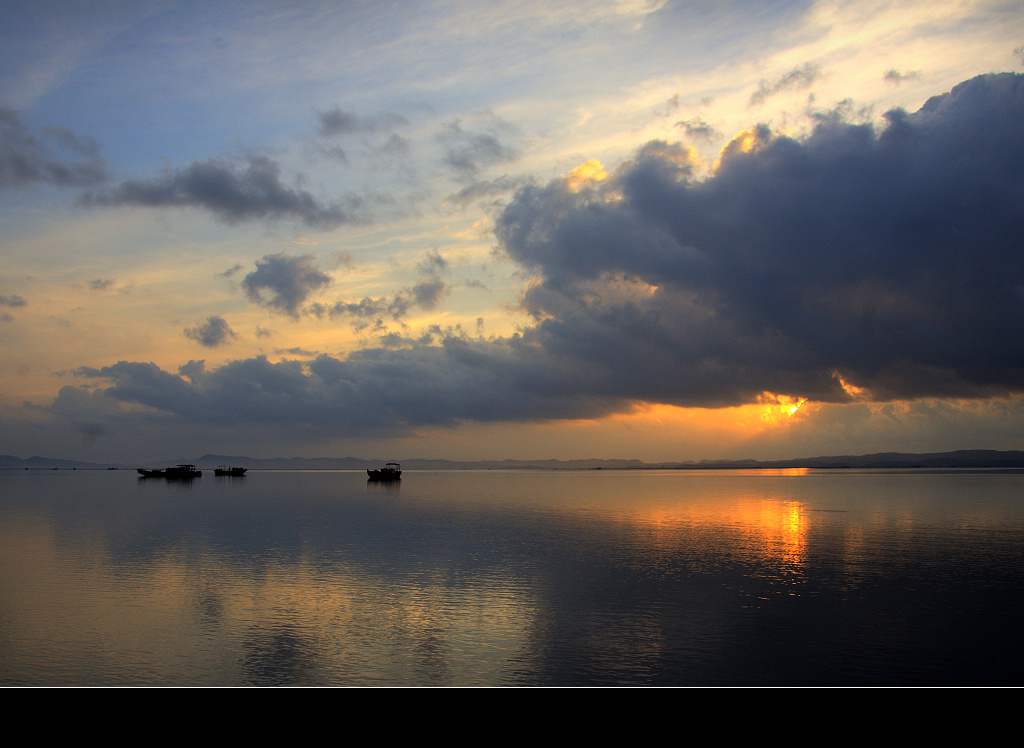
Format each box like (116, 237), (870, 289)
(2, 468), (1022, 686)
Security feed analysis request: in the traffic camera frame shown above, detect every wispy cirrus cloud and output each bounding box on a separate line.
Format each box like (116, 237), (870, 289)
(748, 62), (822, 106)
(444, 174), (532, 208)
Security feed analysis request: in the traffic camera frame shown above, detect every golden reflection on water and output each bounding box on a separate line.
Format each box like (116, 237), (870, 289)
(0, 510), (535, 685)
(6, 469), (1024, 685)
(567, 472), (813, 572)
(0, 471), (831, 685)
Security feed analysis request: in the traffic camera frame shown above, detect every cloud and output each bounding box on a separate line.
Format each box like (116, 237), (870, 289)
(184, 316), (236, 347)
(312, 279), (451, 330)
(314, 250), (451, 330)
(309, 108), (410, 164)
(242, 253), (333, 317)
(1, 105), (107, 189)
(416, 248), (449, 276)
(749, 62), (821, 106)
(316, 107), (408, 137)
(79, 155), (355, 228)
(217, 264), (244, 279)
(48, 73), (1024, 440)
(675, 117), (718, 142)
(436, 119), (519, 179)
(0, 293), (26, 322)
(410, 278), (448, 309)
(658, 93), (682, 117)
(445, 174), (532, 207)
(497, 72), (1024, 405)
(884, 69), (921, 85)
(65, 340), (611, 437)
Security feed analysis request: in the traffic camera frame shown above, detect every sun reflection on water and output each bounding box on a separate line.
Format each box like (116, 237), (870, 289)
(5, 469), (1024, 685)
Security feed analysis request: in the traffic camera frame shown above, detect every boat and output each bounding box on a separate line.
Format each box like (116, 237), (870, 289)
(166, 464), (202, 478)
(214, 466), (247, 476)
(137, 464), (202, 479)
(367, 462), (402, 481)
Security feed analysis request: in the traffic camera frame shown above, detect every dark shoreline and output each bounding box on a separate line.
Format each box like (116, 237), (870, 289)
(6, 449), (1024, 472)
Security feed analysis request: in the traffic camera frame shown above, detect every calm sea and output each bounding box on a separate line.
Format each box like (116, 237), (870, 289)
(1, 467), (1022, 686)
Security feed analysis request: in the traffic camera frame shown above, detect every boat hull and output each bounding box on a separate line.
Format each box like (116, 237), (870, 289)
(214, 467), (247, 476)
(137, 464), (202, 479)
(368, 462), (402, 481)
(367, 469), (401, 481)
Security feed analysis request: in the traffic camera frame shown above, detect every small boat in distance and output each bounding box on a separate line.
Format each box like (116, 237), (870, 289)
(214, 466), (247, 476)
(137, 464), (202, 479)
(367, 462), (402, 481)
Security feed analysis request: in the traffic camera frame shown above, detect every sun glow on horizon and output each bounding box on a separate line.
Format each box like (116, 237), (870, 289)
(758, 395), (807, 425)
(494, 398), (819, 463)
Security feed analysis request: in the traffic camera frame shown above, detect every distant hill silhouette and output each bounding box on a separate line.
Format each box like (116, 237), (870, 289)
(681, 450), (1024, 469)
(5, 449), (1024, 471)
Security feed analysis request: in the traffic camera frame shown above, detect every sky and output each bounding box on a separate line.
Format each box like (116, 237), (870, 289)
(2, 0), (1024, 464)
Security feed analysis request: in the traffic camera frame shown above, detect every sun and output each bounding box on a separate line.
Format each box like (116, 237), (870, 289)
(758, 395), (807, 425)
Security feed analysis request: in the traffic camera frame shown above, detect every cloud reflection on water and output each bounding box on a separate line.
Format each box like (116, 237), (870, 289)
(2, 469), (1023, 685)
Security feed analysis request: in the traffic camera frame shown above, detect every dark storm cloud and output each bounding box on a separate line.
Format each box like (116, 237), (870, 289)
(184, 316), (236, 347)
(79, 155), (355, 228)
(53, 73), (1024, 438)
(67, 337), (613, 436)
(242, 253), (332, 317)
(749, 63), (821, 106)
(497, 72), (1024, 404)
(0, 105), (107, 189)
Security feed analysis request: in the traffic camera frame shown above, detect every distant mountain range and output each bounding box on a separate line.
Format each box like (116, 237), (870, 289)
(4, 449), (1024, 471)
